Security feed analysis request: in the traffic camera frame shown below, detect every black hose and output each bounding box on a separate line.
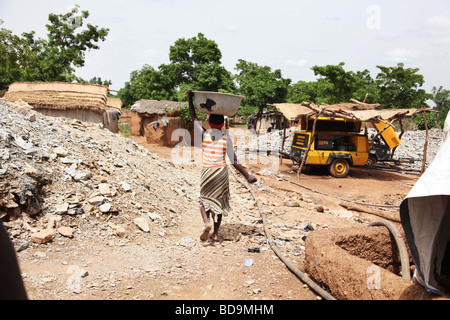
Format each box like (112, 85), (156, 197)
(229, 166), (337, 300)
(369, 220), (411, 282)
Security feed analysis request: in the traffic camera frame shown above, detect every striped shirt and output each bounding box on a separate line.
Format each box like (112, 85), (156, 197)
(202, 131), (227, 169)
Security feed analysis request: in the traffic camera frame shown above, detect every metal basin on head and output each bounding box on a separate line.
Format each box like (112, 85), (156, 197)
(193, 91), (244, 117)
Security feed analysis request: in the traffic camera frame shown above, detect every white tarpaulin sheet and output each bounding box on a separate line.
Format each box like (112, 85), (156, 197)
(400, 136), (450, 296)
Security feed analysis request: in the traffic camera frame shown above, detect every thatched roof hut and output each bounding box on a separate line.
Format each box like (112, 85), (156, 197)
(106, 97), (123, 111)
(4, 82), (111, 112)
(129, 100), (189, 146)
(4, 82), (122, 133)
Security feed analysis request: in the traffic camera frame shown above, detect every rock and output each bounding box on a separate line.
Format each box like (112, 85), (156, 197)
(55, 202), (69, 215)
(99, 203), (112, 213)
(244, 258), (254, 267)
(284, 199), (300, 207)
(24, 165), (38, 177)
(88, 196), (104, 205)
(315, 205), (325, 213)
(74, 172), (91, 181)
(121, 182), (131, 192)
(147, 211), (163, 221)
(93, 175), (108, 183)
(113, 224), (127, 238)
(98, 183), (112, 197)
(58, 226), (74, 238)
(53, 146), (68, 157)
(134, 217), (150, 233)
(31, 229), (54, 244)
(65, 166), (76, 177)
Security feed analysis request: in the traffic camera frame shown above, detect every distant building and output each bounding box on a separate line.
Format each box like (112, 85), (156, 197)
(4, 81), (122, 133)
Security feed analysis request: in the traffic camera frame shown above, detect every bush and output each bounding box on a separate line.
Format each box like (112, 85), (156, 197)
(414, 111), (437, 130)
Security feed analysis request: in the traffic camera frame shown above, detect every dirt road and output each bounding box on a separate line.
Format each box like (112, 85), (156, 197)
(16, 136), (419, 301)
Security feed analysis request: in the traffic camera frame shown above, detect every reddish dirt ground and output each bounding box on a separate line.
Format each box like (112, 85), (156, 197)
(18, 135), (428, 301)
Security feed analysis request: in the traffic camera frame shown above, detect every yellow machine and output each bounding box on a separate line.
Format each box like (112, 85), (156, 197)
(290, 116), (370, 178)
(366, 118), (402, 166)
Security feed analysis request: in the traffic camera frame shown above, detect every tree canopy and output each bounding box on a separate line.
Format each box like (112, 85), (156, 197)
(234, 59), (291, 117)
(1, 6), (448, 126)
(0, 5), (109, 90)
(376, 63), (431, 109)
(118, 33), (236, 108)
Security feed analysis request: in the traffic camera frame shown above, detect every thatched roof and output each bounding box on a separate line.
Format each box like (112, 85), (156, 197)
(4, 82), (115, 112)
(131, 100), (185, 115)
(275, 102), (421, 122)
(106, 97), (123, 111)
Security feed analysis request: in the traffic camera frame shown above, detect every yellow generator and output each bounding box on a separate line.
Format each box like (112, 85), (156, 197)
(366, 118), (402, 166)
(290, 116), (370, 178)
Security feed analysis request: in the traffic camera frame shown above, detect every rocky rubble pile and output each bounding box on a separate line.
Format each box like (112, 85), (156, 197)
(393, 129), (444, 170)
(0, 98), (196, 249)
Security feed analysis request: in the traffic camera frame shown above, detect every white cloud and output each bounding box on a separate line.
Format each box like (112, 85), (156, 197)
(217, 25), (239, 33)
(425, 15), (450, 45)
(285, 59), (308, 67)
(427, 15), (450, 34)
(384, 49), (422, 62)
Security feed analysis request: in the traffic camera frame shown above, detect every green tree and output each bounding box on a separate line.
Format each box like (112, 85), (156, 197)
(234, 59), (291, 117)
(159, 32), (235, 93)
(0, 5), (109, 89)
(118, 65), (175, 109)
(119, 33), (236, 108)
(88, 76), (112, 87)
(287, 80), (320, 104)
(431, 86), (450, 126)
(376, 63), (431, 109)
(311, 62), (357, 104)
(310, 62), (379, 104)
(0, 20), (23, 89)
(288, 64), (379, 105)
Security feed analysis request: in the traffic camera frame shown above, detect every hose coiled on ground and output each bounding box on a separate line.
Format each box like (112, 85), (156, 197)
(229, 166), (336, 300)
(369, 220), (411, 282)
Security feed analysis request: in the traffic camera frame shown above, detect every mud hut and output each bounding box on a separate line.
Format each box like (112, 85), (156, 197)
(130, 99), (191, 147)
(3, 82), (122, 133)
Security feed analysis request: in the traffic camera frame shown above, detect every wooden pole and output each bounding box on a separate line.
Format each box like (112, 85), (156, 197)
(279, 116), (287, 165)
(390, 118), (404, 160)
(421, 106), (429, 175)
(302, 102), (358, 122)
(297, 111), (323, 178)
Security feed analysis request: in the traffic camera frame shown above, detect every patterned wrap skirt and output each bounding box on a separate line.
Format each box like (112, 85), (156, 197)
(199, 167), (231, 222)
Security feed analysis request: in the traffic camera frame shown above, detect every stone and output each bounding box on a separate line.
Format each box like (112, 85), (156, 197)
(283, 199), (300, 207)
(58, 226), (74, 238)
(315, 205), (325, 213)
(121, 182), (131, 192)
(113, 224), (127, 238)
(134, 217), (150, 233)
(31, 229), (54, 244)
(98, 183), (112, 197)
(93, 175), (108, 183)
(88, 196), (104, 205)
(74, 172), (91, 181)
(99, 203), (112, 213)
(53, 146), (68, 157)
(55, 202), (69, 215)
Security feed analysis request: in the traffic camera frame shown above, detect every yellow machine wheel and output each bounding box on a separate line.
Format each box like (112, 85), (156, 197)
(366, 155), (377, 167)
(329, 159), (350, 178)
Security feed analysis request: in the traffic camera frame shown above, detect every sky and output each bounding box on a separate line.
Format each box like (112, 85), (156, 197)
(1, 0), (450, 95)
